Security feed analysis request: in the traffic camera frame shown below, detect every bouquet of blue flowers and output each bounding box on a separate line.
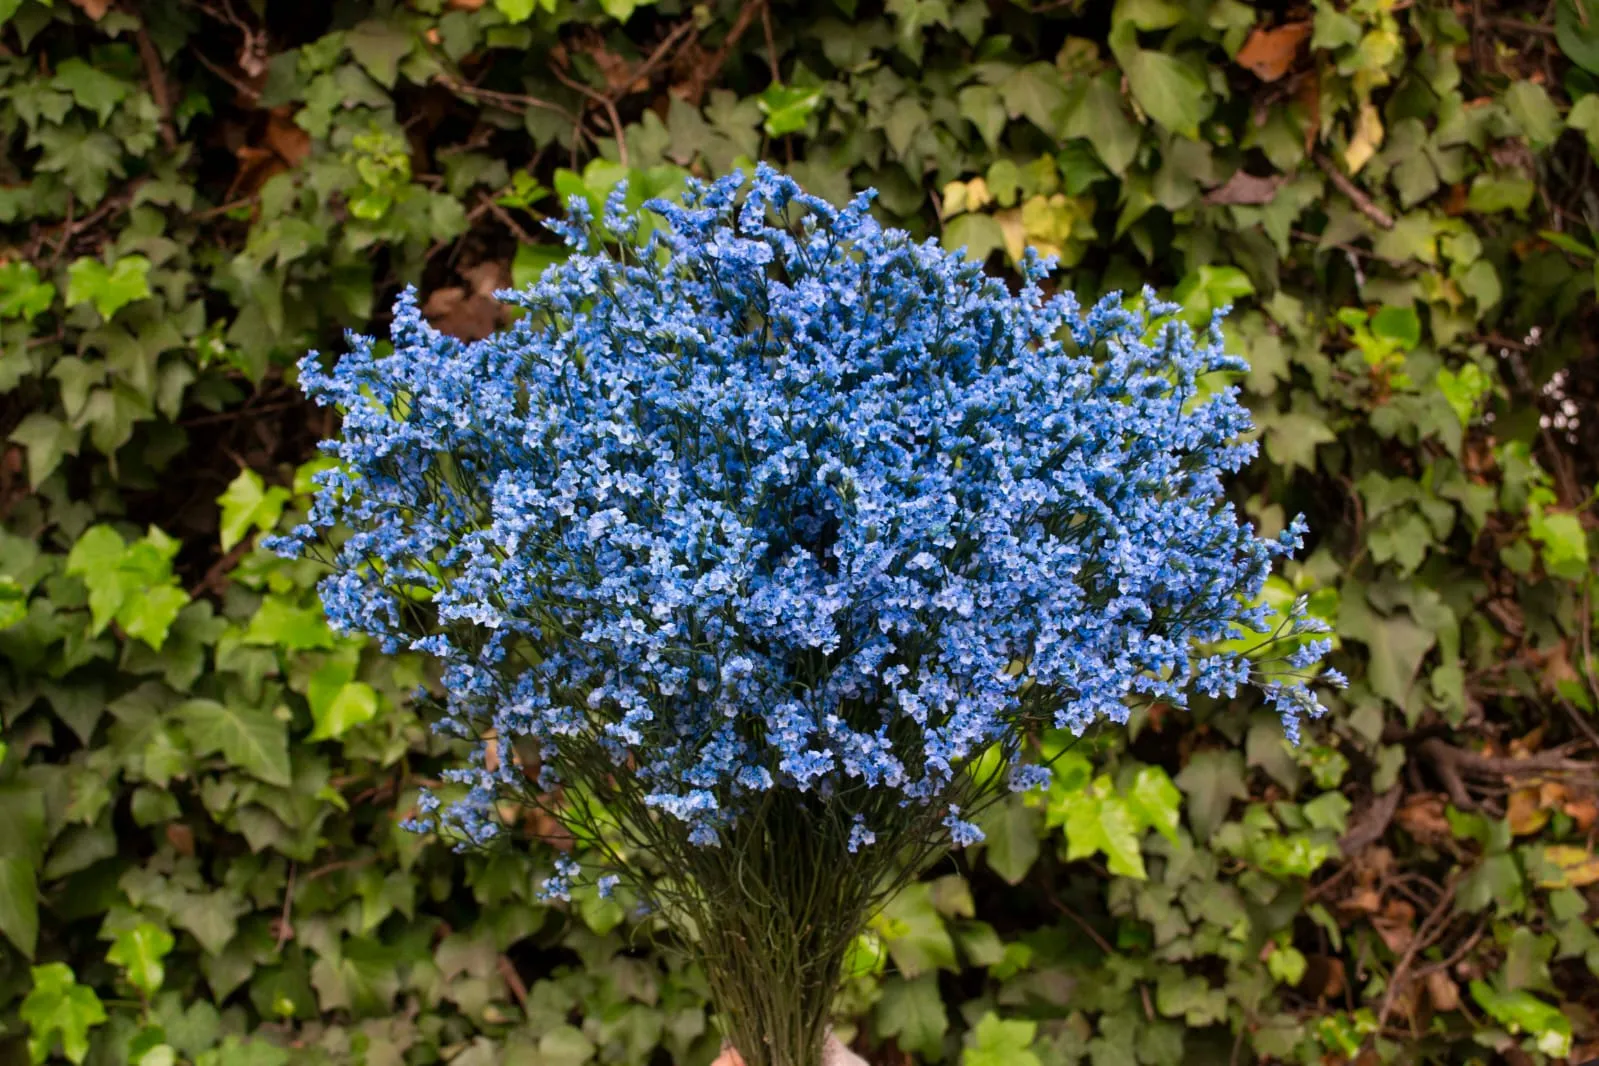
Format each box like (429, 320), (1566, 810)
(275, 165), (1331, 1066)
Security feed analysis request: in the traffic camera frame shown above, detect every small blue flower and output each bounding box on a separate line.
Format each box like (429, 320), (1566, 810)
(285, 165), (1328, 850)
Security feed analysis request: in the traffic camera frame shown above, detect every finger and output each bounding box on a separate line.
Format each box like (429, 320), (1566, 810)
(710, 1045), (746, 1066)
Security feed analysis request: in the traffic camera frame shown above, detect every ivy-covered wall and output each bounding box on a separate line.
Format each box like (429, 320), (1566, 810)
(2, 0), (1597, 1064)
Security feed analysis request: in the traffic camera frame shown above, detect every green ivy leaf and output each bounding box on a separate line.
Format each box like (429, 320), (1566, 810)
(52, 58), (130, 124)
(178, 698), (293, 787)
(1174, 749), (1248, 840)
(107, 922), (176, 997)
(0, 261), (56, 321)
(1053, 776), (1146, 878)
(243, 596), (336, 651)
(1469, 981), (1572, 1058)
(1124, 765), (1182, 844)
(872, 882), (957, 977)
(1123, 49), (1210, 138)
(1435, 363), (1490, 427)
(977, 794), (1041, 884)
(9, 412), (83, 486)
(1528, 508), (1590, 581)
(308, 673), (379, 742)
(217, 469), (291, 552)
(65, 255), (152, 320)
(1557, 0), (1599, 74)
(876, 975), (947, 1061)
(962, 1013), (1040, 1066)
(1503, 81), (1562, 150)
(756, 84), (823, 137)
(1062, 73), (1141, 175)
(21, 963), (108, 1066)
(0, 857), (38, 959)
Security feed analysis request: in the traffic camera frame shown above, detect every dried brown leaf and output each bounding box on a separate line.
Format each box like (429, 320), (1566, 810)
(1235, 22), (1311, 82)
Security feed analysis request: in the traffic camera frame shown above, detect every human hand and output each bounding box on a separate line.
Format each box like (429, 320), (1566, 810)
(710, 1030), (868, 1066)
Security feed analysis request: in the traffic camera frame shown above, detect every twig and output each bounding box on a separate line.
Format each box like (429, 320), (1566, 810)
(548, 65), (629, 168)
(1314, 152), (1396, 230)
(615, 18), (698, 100)
(686, 0), (764, 105)
(1047, 897), (1114, 955)
(275, 862), (296, 951)
(192, 47), (260, 102)
(482, 195), (538, 245)
(497, 956), (529, 1006)
(1583, 583), (1599, 714)
(134, 25), (178, 150)
(759, 0), (781, 83)
(1339, 787), (1402, 856)
(1372, 874), (1458, 1037)
(435, 71), (573, 119)
(304, 855), (378, 881)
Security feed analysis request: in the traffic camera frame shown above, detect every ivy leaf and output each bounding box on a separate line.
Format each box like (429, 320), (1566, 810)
(512, 243), (569, 289)
(34, 123), (125, 204)
(495, 0), (537, 20)
(957, 84), (1006, 149)
(1062, 73), (1141, 175)
(1125, 765), (1181, 843)
(977, 794), (1041, 884)
(0, 857), (38, 958)
(1528, 508), (1590, 581)
(64, 523), (132, 634)
(0, 261), (56, 321)
(872, 882), (957, 977)
(243, 596), (336, 651)
(962, 1014), (1040, 1066)
(1503, 82), (1561, 150)
(217, 469), (290, 552)
(1469, 981), (1572, 1058)
(756, 84), (822, 137)
(1435, 363), (1489, 427)
(1174, 750), (1248, 840)
(875, 975), (947, 1061)
(20, 963), (108, 1066)
(998, 62), (1066, 134)
(1122, 49), (1210, 138)
(308, 674), (379, 742)
(178, 698), (293, 787)
(1557, 0), (1599, 74)
(52, 58), (130, 124)
(66, 255), (152, 320)
(1055, 778), (1146, 878)
(9, 412), (83, 486)
(942, 213), (1006, 265)
(107, 922), (176, 997)
(345, 20), (412, 90)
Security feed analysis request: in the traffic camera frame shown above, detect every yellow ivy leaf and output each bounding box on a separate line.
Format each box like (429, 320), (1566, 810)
(1538, 845), (1599, 888)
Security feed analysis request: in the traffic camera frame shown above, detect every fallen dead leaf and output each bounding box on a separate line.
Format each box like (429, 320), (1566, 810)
(423, 286), (502, 342)
(1396, 793), (1451, 845)
(1507, 787), (1551, 836)
(1235, 22), (1312, 82)
(1301, 955), (1346, 999)
(166, 822), (196, 856)
(1372, 898), (1416, 954)
(449, 0), (489, 8)
(1538, 845), (1599, 888)
(1425, 970), (1461, 1012)
(1563, 796), (1598, 830)
(1204, 170), (1284, 205)
(67, 0), (112, 18)
(263, 108), (311, 168)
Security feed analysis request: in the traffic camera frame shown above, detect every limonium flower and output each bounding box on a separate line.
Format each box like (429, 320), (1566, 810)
(272, 164), (1330, 1066)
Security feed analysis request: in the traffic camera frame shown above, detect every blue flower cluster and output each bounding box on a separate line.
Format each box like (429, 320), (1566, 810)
(274, 165), (1328, 852)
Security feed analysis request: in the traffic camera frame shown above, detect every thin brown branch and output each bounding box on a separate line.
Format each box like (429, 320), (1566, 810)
(614, 18), (698, 101)
(134, 25), (178, 150)
(685, 0), (764, 105)
(1047, 897), (1114, 955)
(548, 65), (630, 169)
(1372, 874), (1458, 1038)
(1314, 152), (1396, 230)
